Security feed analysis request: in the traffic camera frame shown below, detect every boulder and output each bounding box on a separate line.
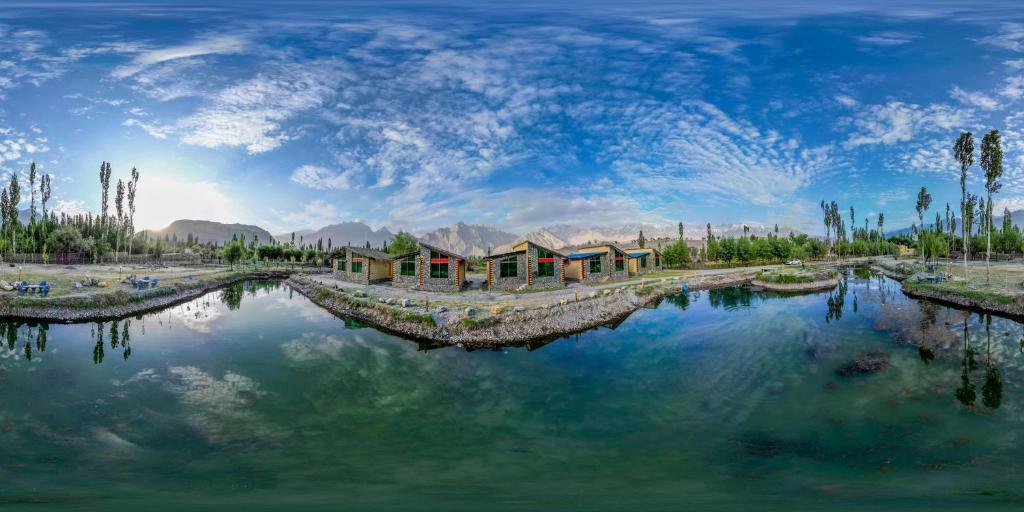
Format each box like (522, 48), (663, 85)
(0, 280), (12, 291)
(588, 291), (598, 298)
(490, 305), (503, 315)
(559, 298), (568, 305)
(378, 297), (387, 304)
(386, 298), (397, 305)
(516, 284), (528, 291)
(464, 307), (477, 317)
(401, 298), (412, 307)
(354, 290), (368, 298)
(603, 289), (611, 295)
(837, 352), (891, 376)
(513, 306), (525, 312)
(438, 305), (448, 312)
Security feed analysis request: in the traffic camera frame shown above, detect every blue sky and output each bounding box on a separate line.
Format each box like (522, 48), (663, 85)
(2, 1), (1024, 235)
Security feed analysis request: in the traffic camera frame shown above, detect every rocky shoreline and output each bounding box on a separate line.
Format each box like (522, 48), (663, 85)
(287, 271), (758, 348)
(900, 282), (1024, 319)
(0, 269), (292, 322)
(750, 278), (839, 292)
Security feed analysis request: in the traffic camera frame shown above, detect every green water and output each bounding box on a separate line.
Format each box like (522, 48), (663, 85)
(2, 272), (1024, 511)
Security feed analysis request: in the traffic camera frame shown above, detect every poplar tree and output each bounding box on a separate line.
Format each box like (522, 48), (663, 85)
(955, 132), (974, 278)
(980, 130), (1004, 285)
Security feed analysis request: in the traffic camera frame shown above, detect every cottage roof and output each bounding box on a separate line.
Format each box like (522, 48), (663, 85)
(418, 242), (467, 260)
(566, 251), (603, 260)
(625, 247), (662, 258)
(347, 246), (394, 260)
(483, 241), (565, 261)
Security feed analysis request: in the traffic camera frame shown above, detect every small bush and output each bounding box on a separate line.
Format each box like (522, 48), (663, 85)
(459, 316), (500, 330)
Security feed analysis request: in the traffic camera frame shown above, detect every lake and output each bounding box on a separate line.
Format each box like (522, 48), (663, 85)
(2, 271), (1023, 511)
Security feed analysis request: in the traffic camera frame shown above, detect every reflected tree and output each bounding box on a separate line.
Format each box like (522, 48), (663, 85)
(5, 323), (16, 351)
(955, 319), (977, 407)
(982, 314), (1003, 409)
(664, 292), (691, 311)
(220, 283), (244, 311)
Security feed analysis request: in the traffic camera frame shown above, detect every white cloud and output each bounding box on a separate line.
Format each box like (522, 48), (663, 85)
(123, 118), (173, 139)
(1000, 76), (1024, 100)
(1007, 59), (1024, 70)
(289, 164), (357, 190)
(978, 23), (1024, 53)
(835, 94), (859, 108)
(576, 100), (836, 206)
(134, 174), (242, 230)
(112, 35), (247, 78)
(857, 31), (918, 46)
(178, 60), (347, 153)
(951, 86), (1000, 110)
(275, 199), (346, 229)
(844, 101), (975, 148)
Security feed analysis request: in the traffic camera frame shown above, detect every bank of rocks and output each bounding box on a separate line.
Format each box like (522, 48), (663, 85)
(0, 270), (292, 322)
(901, 282), (1024, 318)
(750, 278), (839, 292)
(288, 270), (756, 348)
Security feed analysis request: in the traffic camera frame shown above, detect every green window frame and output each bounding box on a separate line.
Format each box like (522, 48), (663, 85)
(655, 254), (661, 266)
(536, 249), (554, 277)
(589, 257), (602, 274)
(336, 257), (346, 271)
(640, 255), (648, 268)
(429, 250), (449, 279)
(499, 256), (518, 278)
(615, 257), (624, 271)
(400, 258), (416, 276)
(351, 260), (363, 273)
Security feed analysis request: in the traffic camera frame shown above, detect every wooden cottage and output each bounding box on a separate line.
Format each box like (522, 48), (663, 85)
(391, 242), (467, 292)
(484, 241), (566, 291)
(563, 244), (628, 283)
(625, 247), (663, 275)
(334, 246), (394, 285)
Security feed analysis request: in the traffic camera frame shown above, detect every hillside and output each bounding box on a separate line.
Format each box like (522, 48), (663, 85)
(144, 219), (273, 245)
(277, 222), (394, 248)
(419, 222), (518, 257)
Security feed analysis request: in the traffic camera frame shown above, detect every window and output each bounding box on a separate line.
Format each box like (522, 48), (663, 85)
(640, 255), (648, 268)
(351, 258), (363, 273)
(499, 256), (518, 278)
(589, 257), (602, 274)
(614, 256), (624, 271)
(537, 249), (554, 277)
(655, 254), (661, 266)
(336, 257), (346, 271)
(400, 258), (416, 276)
(430, 250), (449, 279)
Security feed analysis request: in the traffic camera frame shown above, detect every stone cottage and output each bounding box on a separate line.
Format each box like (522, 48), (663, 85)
(483, 241), (566, 291)
(391, 242), (467, 292)
(334, 246), (394, 285)
(563, 244), (629, 284)
(625, 247), (663, 275)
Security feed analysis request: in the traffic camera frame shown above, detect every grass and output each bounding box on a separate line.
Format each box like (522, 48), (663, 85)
(459, 316), (501, 329)
(903, 279), (1018, 306)
(755, 267), (836, 284)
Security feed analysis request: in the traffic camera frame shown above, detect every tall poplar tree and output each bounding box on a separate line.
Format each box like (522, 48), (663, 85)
(980, 130), (1004, 285)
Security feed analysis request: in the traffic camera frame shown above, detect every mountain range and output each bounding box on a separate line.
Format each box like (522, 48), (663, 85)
(146, 218), (800, 255)
(274, 222), (394, 248)
(887, 209), (1024, 237)
(144, 219), (274, 245)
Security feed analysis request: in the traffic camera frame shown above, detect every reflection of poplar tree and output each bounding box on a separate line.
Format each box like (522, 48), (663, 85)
(956, 319), (977, 407)
(6, 323), (16, 351)
(110, 320), (120, 349)
(982, 314), (1003, 409)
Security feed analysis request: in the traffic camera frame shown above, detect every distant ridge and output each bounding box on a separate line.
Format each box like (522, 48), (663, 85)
(144, 219), (273, 245)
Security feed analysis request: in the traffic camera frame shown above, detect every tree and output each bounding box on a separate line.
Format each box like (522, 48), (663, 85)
(8, 173), (20, 255)
(980, 130), (1003, 285)
(40, 173), (51, 221)
(126, 167), (139, 261)
(916, 186), (932, 258)
(28, 162), (37, 225)
(955, 132), (975, 278)
(678, 222), (684, 240)
(1003, 207), (1013, 233)
(849, 206), (855, 243)
(877, 212), (885, 239)
(638, 230), (645, 248)
(389, 231), (418, 255)
(222, 240), (245, 268)
(114, 178), (125, 261)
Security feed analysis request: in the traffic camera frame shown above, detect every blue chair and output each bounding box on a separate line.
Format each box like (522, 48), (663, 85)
(16, 282), (25, 296)
(151, 278), (159, 288)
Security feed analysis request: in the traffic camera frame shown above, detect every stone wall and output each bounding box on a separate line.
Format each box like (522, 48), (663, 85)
(335, 247), (369, 285)
(392, 246), (464, 292)
(528, 244), (564, 288)
(392, 255), (419, 288)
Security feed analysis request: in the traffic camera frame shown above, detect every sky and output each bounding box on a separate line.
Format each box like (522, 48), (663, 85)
(2, 1), (1024, 235)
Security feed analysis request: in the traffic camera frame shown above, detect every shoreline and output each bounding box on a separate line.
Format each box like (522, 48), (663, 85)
(750, 278), (839, 292)
(0, 269), (293, 322)
(900, 281), (1024, 319)
(287, 271), (758, 348)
